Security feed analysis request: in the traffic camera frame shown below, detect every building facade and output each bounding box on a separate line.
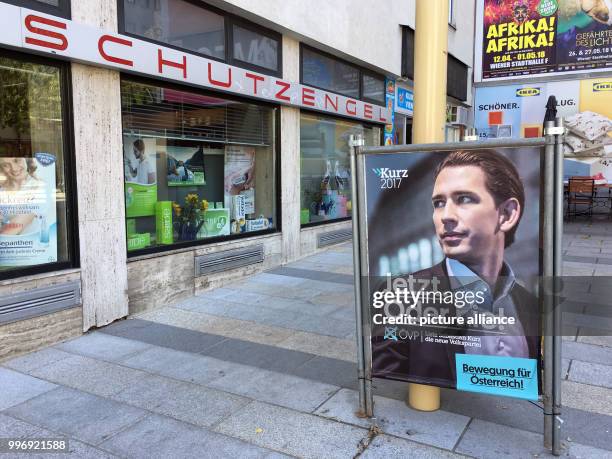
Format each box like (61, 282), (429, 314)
(0, 0), (475, 359)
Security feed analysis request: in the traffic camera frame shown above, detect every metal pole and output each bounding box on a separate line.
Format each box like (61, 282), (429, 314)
(355, 151), (374, 417)
(542, 121), (556, 451)
(349, 134), (368, 417)
(552, 118), (564, 456)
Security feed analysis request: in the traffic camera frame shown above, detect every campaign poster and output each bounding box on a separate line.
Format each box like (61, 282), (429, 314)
(365, 147), (543, 400)
(124, 136), (158, 217)
(224, 145), (255, 216)
(481, 0), (557, 79)
(166, 145), (206, 187)
(0, 153), (57, 267)
(477, 1), (612, 81)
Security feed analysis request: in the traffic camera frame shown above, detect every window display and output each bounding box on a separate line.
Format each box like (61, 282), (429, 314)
(0, 54), (72, 273)
(121, 80), (277, 253)
(300, 113), (381, 225)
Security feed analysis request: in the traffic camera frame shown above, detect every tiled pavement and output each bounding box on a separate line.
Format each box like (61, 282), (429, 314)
(1, 221), (612, 458)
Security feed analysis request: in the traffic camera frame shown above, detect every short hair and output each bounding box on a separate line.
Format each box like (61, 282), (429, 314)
(133, 139), (145, 152)
(433, 149), (525, 248)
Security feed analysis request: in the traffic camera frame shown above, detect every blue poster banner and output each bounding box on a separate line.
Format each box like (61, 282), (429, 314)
(456, 354), (538, 400)
(384, 79), (395, 145)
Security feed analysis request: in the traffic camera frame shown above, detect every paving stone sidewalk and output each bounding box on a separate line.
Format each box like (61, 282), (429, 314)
(1, 221), (612, 458)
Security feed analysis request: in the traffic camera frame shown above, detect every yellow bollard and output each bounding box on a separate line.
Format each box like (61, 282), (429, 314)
(408, 0), (449, 412)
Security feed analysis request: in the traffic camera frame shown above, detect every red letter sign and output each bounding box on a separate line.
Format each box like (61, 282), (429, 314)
(158, 49), (187, 78)
(245, 72), (264, 94)
(24, 15), (68, 51)
(208, 63), (232, 88)
(98, 35), (133, 67)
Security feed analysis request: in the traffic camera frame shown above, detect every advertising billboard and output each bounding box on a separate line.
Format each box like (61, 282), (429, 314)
(475, 0), (612, 82)
(0, 154), (57, 267)
(364, 147), (543, 399)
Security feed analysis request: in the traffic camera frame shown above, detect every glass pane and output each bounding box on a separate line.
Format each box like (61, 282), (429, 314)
(123, 0), (225, 60)
(302, 48), (359, 99)
(35, 0), (60, 5)
(362, 74), (385, 104)
(0, 55), (69, 271)
(300, 113), (380, 225)
(232, 25), (278, 71)
(121, 81), (276, 252)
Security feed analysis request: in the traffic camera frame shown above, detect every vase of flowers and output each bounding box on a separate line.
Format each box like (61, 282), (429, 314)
(172, 194), (209, 241)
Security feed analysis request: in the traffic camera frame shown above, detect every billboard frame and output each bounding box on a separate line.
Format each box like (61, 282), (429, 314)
(350, 129), (564, 455)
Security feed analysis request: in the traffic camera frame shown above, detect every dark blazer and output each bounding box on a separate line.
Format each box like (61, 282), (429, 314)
(371, 260), (540, 389)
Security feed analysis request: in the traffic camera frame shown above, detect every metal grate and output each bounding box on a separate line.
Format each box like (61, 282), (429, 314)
(317, 229), (353, 248)
(195, 244), (264, 277)
(0, 282), (81, 325)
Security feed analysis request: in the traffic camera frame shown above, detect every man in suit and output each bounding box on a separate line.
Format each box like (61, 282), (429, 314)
(372, 149), (540, 388)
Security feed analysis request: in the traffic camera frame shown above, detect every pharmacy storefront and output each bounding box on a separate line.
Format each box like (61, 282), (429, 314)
(0, 0), (389, 354)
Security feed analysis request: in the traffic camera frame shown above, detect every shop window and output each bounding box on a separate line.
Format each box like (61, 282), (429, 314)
(0, 53), (74, 275)
(362, 73), (385, 105)
(300, 113), (381, 226)
(4, 0), (70, 18)
(301, 46), (360, 99)
(447, 54), (468, 102)
(121, 79), (277, 254)
(401, 26), (415, 80)
(120, 0), (226, 60)
(231, 23), (280, 73)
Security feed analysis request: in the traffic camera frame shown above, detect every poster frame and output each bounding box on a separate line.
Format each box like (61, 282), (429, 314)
(474, 1), (612, 83)
(350, 132), (564, 454)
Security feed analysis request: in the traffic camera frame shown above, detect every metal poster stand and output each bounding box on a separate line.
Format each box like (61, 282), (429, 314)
(349, 126), (564, 455)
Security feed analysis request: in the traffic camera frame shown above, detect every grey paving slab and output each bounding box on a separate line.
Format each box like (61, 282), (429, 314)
(288, 356), (358, 390)
(207, 364), (340, 412)
(569, 360), (612, 388)
(361, 434), (466, 458)
(563, 292), (612, 307)
(563, 312), (612, 331)
(119, 346), (236, 385)
(0, 367), (57, 411)
(3, 348), (73, 373)
(597, 257), (612, 265)
(563, 340), (612, 366)
(101, 320), (227, 353)
(29, 354), (147, 397)
(567, 442), (612, 458)
(563, 255), (598, 264)
(0, 414), (117, 458)
(100, 413), (284, 459)
(455, 419), (553, 458)
(584, 302), (612, 317)
(214, 400), (368, 459)
(56, 332), (152, 362)
(314, 389), (469, 450)
(267, 309), (355, 338)
(267, 266), (354, 285)
(5, 387), (146, 446)
(203, 338), (315, 373)
(439, 388), (543, 435)
(111, 374), (248, 428)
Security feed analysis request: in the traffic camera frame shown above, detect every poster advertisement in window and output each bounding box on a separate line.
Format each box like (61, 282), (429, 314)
(166, 145), (206, 187)
(477, 0), (612, 81)
(366, 148), (542, 400)
(124, 136), (158, 217)
(224, 145), (255, 220)
(0, 154), (57, 268)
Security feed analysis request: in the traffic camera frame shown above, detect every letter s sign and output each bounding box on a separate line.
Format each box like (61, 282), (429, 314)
(24, 15), (68, 51)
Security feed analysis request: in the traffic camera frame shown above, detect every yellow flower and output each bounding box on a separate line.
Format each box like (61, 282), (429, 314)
(185, 194), (199, 205)
(200, 199), (209, 211)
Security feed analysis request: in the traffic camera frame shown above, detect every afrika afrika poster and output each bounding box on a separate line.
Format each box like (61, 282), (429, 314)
(478, 0), (612, 81)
